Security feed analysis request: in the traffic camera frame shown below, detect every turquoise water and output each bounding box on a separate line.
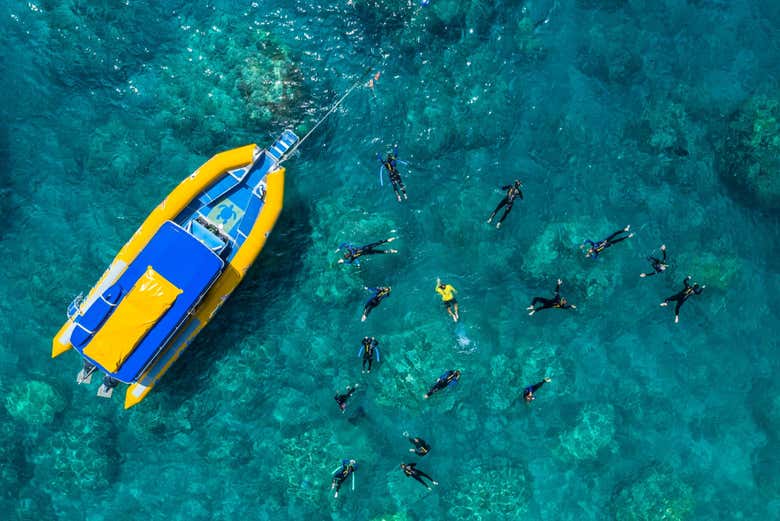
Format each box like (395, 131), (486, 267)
(1, 0), (779, 519)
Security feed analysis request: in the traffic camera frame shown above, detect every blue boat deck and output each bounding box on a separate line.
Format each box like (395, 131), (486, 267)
(174, 130), (297, 262)
(73, 222), (224, 382)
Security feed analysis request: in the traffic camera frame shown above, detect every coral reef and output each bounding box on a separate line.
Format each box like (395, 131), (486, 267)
(370, 513), (411, 521)
(278, 426), (341, 507)
(577, 21), (644, 85)
(373, 324), (457, 411)
(634, 97), (692, 155)
(522, 219), (624, 307)
(137, 15), (305, 153)
(31, 414), (120, 493)
(513, 10), (547, 62)
(611, 467), (695, 521)
(4, 380), (66, 426)
(558, 403), (616, 460)
(0, 408), (26, 505)
(675, 251), (739, 292)
(716, 94), (780, 209)
(447, 457), (534, 519)
(302, 195), (399, 303)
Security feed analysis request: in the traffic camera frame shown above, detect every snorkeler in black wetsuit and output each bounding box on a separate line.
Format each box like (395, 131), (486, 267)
(523, 377), (551, 402)
(640, 244), (668, 278)
(400, 463), (438, 490)
(660, 275), (705, 324)
(582, 225), (634, 258)
(423, 370), (460, 399)
(361, 286), (391, 322)
(334, 384), (359, 413)
(487, 179), (523, 229)
(378, 146), (407, 202)
(331, 459), (357, 498)
(527, 279), (576, 315)
(338, 237), (398, 266)
(358, 336), (380, 373)
(407, 436), (431, 456)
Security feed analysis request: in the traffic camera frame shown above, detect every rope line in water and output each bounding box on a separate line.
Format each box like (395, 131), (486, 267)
(280, 68), (373, 164)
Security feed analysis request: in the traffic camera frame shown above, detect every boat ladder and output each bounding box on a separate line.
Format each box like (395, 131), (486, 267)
(265, 130), (299, 163)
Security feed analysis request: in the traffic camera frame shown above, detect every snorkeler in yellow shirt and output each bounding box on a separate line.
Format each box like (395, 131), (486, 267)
(435, 278), (459, 322)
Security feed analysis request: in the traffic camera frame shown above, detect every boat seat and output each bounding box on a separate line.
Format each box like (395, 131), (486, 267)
(189, 216), (229, 254)
(71, 283), (124, 348)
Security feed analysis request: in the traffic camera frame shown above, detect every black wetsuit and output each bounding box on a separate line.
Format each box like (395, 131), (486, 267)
(360, 337), (379, 372)
(529, 281), (574, 312)
(334, 386), (357, 412)
(643, 248), (668, 277)
(523, 380), (547, 401)
(402, 463), (436, 489)
(425, 370), (459, 398)
(379, 146), (407, 200)
(332, 460), (356, 494)
(584, 229), (631, 258)
(408, 437), (431, 456)
(663, 277), (703, 318)
(363, 287), (391, 319)
(340, 239), (394, 266)
(488, 184), (524, 225)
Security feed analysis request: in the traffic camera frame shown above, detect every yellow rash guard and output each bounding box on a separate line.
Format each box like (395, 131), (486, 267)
(436, 284), (456, 301)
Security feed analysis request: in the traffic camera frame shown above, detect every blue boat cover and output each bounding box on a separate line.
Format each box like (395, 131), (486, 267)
(76, 221), (223, 382)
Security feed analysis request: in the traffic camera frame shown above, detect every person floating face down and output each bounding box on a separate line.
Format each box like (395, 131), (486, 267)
(358, 336), (380, 373)
(523, 377), (552, 403)
(660, 275), (705, 324)
(582, 225), (634, 259)
(423, 370), (460, 399)
(527, 279), (576, 315)
(435, 277), (459, 322)
(378, 145), (407, 202)
(331, 459), (357, 498)
(640, 244), (668, 278)
(338, 237), (398, 267)
(361, 286), (391, 322)
(487, 179), (523, 229)
(400, 462), (438, 490)
(407, 436), (431, 456)
(334, 384), (359, 413)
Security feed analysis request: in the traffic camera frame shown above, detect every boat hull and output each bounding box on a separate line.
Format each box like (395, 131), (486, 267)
(52, 144), (285, 408)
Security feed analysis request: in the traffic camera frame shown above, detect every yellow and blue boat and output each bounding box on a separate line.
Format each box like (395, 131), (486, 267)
(52, 130), (298, 408)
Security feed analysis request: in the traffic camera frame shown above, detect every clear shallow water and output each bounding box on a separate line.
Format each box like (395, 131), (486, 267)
(1, 1), (779, 519)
